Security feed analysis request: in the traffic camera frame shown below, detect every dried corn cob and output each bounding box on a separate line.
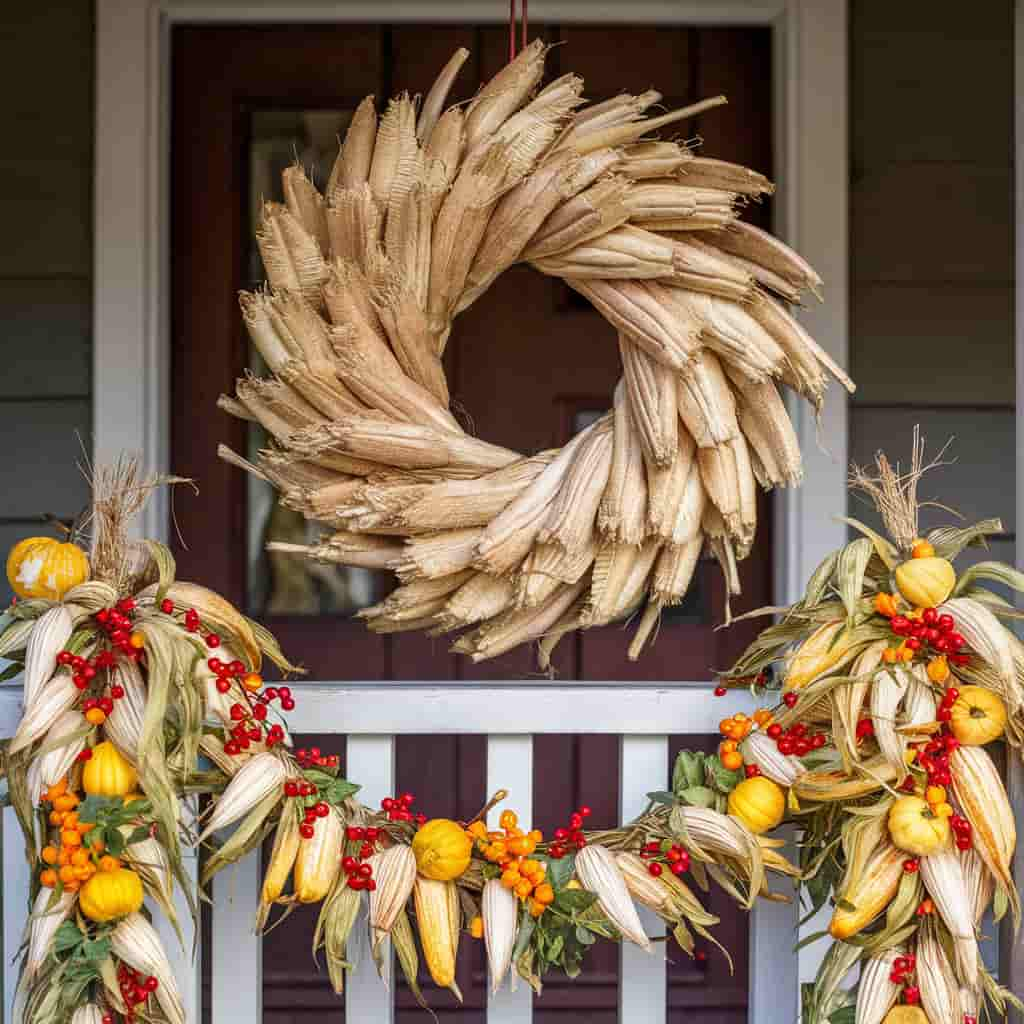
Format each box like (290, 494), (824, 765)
(368, 845), (417, 933)
(855, 948), (903, 1024)
(916, 920), (964, 1024)
(413, 876), (461, 989)
(482, 878), (518, 993)
(198, 752), (286, 841)
(919, 850), (978, 986)
(575, 844), (650, 949)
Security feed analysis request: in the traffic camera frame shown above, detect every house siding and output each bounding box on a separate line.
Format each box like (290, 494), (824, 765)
(848, 0), (1015, 555)
(0, 1), (94, 599)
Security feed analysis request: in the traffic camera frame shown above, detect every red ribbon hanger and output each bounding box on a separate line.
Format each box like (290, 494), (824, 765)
(509, 0), (528, 61)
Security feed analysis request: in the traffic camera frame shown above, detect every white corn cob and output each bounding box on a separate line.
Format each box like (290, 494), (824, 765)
(615, 851), (673, 915)
(9, 669), (79, 755)
(938, 597), (1016, 686)
(111, 913), (186, 1024)
(103, 658), (147, 764)
(368, 844), (417, 933)
(919, 850), (978, 986)
(740, 731), (805, 786)
(903, 664), (937, 730)
(293, 807), (344, 903)
(198, 752), (287, 840)
(916, 924), (963, 1024)
(123, 833), (175, 913)
(482, 877), (518, 993)
(575, 844), (650, 949)
(959, 846), (995, 926)
(949, 745), (1018, 922)
(0, 617), (34, 656)
(22, 889), (75, 983)
(854, 947), (903, 1024)
(22, 604), (73, 707)
(26, 708), (85, 796)
(870, 667), (907, 778)
(71, 1007), (105, 1024)
(836, 641), (887, 764)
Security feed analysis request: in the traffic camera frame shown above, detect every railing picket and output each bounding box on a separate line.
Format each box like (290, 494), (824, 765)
(2, 806), (31, 1024)
(486, 735), (533, 1023)
(209, 829), (260, 1022)
(619, 735), (668, 1024)
(346, 735), (396, 1024)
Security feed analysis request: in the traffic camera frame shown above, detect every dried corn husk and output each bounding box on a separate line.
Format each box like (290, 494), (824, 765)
(916, 921), (964, 1024)
(328, 95), (377, 195)
(22, 604), (73, 708)
(575, 844), (650, 949)
(418, 47), (469, 142)
(22, 889), (75, 984)
(855, 948), (903, 1024)
(111, 913), (186, 1024)
(26, 709), (87, 796)
(482, 878), (518, 994)
(198, 753), (286, 841)
(871, 667), (908, 778)
(368, 845), (418, 933)
(919, 850), (978, 986)
(10, 669), (79, 755)
(740, 731), (805, 787)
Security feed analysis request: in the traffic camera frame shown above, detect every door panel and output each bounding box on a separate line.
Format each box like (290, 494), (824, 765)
(173, 22), (769, 1023)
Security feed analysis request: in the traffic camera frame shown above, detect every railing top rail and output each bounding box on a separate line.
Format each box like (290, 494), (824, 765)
(0, 682), (748, 735)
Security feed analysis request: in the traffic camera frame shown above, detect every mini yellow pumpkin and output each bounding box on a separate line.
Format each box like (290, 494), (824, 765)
(6, 536), (90, 601)
(79, 866), (144, 922)
(726, 777), (785, 834)
(950, 685), (1007, 746)
(894, 556), (955, 608)
(411, 818), (473, 880)
(887, 795), (950, 856)
(882, 1008), (929, 1024)
(82, 742), (138, 797)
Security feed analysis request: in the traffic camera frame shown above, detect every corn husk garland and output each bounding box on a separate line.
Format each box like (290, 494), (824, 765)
(716, 434), (1024, 1024)
(220, 44), (853, 663)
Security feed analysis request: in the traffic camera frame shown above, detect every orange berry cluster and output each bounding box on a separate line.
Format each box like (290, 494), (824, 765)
(467, 810), (553, 918)
(37, 778), (118, 891)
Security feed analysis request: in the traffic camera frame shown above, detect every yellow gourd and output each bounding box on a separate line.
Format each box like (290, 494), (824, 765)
(887, 796), (950, 856)
(950, 685), (1007, 745)
(894, 556), (955, 608)
(411, 818), (473, 880)
(6, 536), (89, 601)
(726, 777), (785, 834)
(79, 867), (144, 922)
(82, 742), (138, 797)
(882, 1008), (929, 1024)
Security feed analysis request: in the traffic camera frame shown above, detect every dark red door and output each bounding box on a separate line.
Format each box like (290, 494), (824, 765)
(172, 21), (771, 1024)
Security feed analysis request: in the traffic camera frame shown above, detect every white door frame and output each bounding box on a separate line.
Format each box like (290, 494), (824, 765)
(94, 0), (849, 1017)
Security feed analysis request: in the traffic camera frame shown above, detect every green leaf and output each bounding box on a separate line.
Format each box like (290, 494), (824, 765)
(546, 934), (564, 962)
(126, 825), (153, 845)
(554, 890), (598, 914)
(838, 517), (898, 569)
(512, 913), (536, 961)
(545, 853), (576, 891)
(0, 662), (23, 682)
(678, 786), (716, 808)
(52, 921), (84, 954)
(804, 551), (840, 607)
(828, 1006), (857, 1024)
(575, 925), (596, 946)
(324, 779), (360, 805)
(835, 898), (856, 913)
(77, 794), (119, 824)
(104, 828), (125, 858)
(79, 937), (112, 962)
(673, 751), (706, 792)
(645, 790), (678, 807)
(707, 759), (744, 794)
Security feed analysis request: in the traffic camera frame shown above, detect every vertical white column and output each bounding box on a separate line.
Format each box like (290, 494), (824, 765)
(618, 735), (667, 1024)
(2, 807), (32, 1024)
(486, 735), (533, 1024)
(345, 736), (395, 1024)
(208, 840), (260, 1021)
(158, 804), (204, 1023)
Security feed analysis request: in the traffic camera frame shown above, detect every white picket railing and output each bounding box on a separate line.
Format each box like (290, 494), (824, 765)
(0, 683), (798, 1024)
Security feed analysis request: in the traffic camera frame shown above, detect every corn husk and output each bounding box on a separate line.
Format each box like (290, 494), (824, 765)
(855, 948), (903, 1024)
(916, 920), (964, 1024)
(482, 878), (518, 993)
(740, 731), (805, 787)
(919, 850), (978, 986)
(198, 752), (286, 841)
(418, 47), (469, 142)
(328, 95), (377, 195)
(413, 877), (461, 991)
(10, 669), (79, 755)
(710, 220), (823, 300)
(22, 604), (73, 708)
(949, 745), (1019, 926)
(871, 667), (908, 778)
(575, 844), (650, 950)
(111, 913), (186, 1024)
(368, 845), (418, 933)
(22, 889), (75, 984)
(26, 709), (87, 796)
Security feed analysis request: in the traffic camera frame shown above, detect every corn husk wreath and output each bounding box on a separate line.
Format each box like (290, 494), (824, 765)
(219, 42), (854, 663)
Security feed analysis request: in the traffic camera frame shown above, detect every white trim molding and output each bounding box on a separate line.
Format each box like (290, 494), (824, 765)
(94, 1), (849, 1018)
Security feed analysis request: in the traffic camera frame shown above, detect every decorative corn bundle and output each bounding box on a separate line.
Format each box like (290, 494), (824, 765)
(219, 44), (853, 662)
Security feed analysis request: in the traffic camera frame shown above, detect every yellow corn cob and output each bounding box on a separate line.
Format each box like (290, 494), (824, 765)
(784, 620), (853, 690)
(949, 745), (1019, 925)
(368, 845), (417, 933)
(111, 913), (186, 1024)
(482, 877), (518, 994)
(795, 755), (904, 803)
(259, 803), (302, 919)
(575, 844), (650, 949)
(615, 851), (674, 915)
(294, 808), (344, 903)
(22, 604), (73, 707)
(855, 947), (903, 1024)
(919, 850), (978, 986)
(414, 876), (460, 989)
(198, 752), (287, 841)
(829, 842), (904, 940)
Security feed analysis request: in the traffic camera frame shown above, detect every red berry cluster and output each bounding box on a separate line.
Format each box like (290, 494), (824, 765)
(548, 805), (591, 859)
(935, 685), (961, 725)
(380, 792), (423, 824)
(764, 721), (826, 756)
(116, 962), (159, 1018)
(343, 825), (382, 889)
(890, 608), (969, 666)
(889, 952), (918, 1005)
(209, 657), (250, 693)
(282, 778), (325, 839)
(903, 857), (919, 873)
(93, 599), (143, 659)
(295, 746), (340, 770)
(641, 840), (691, 877)
(744, 763), (762, 778)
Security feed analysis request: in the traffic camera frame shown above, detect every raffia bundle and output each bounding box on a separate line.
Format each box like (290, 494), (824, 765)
(219, 42), (854, 662)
